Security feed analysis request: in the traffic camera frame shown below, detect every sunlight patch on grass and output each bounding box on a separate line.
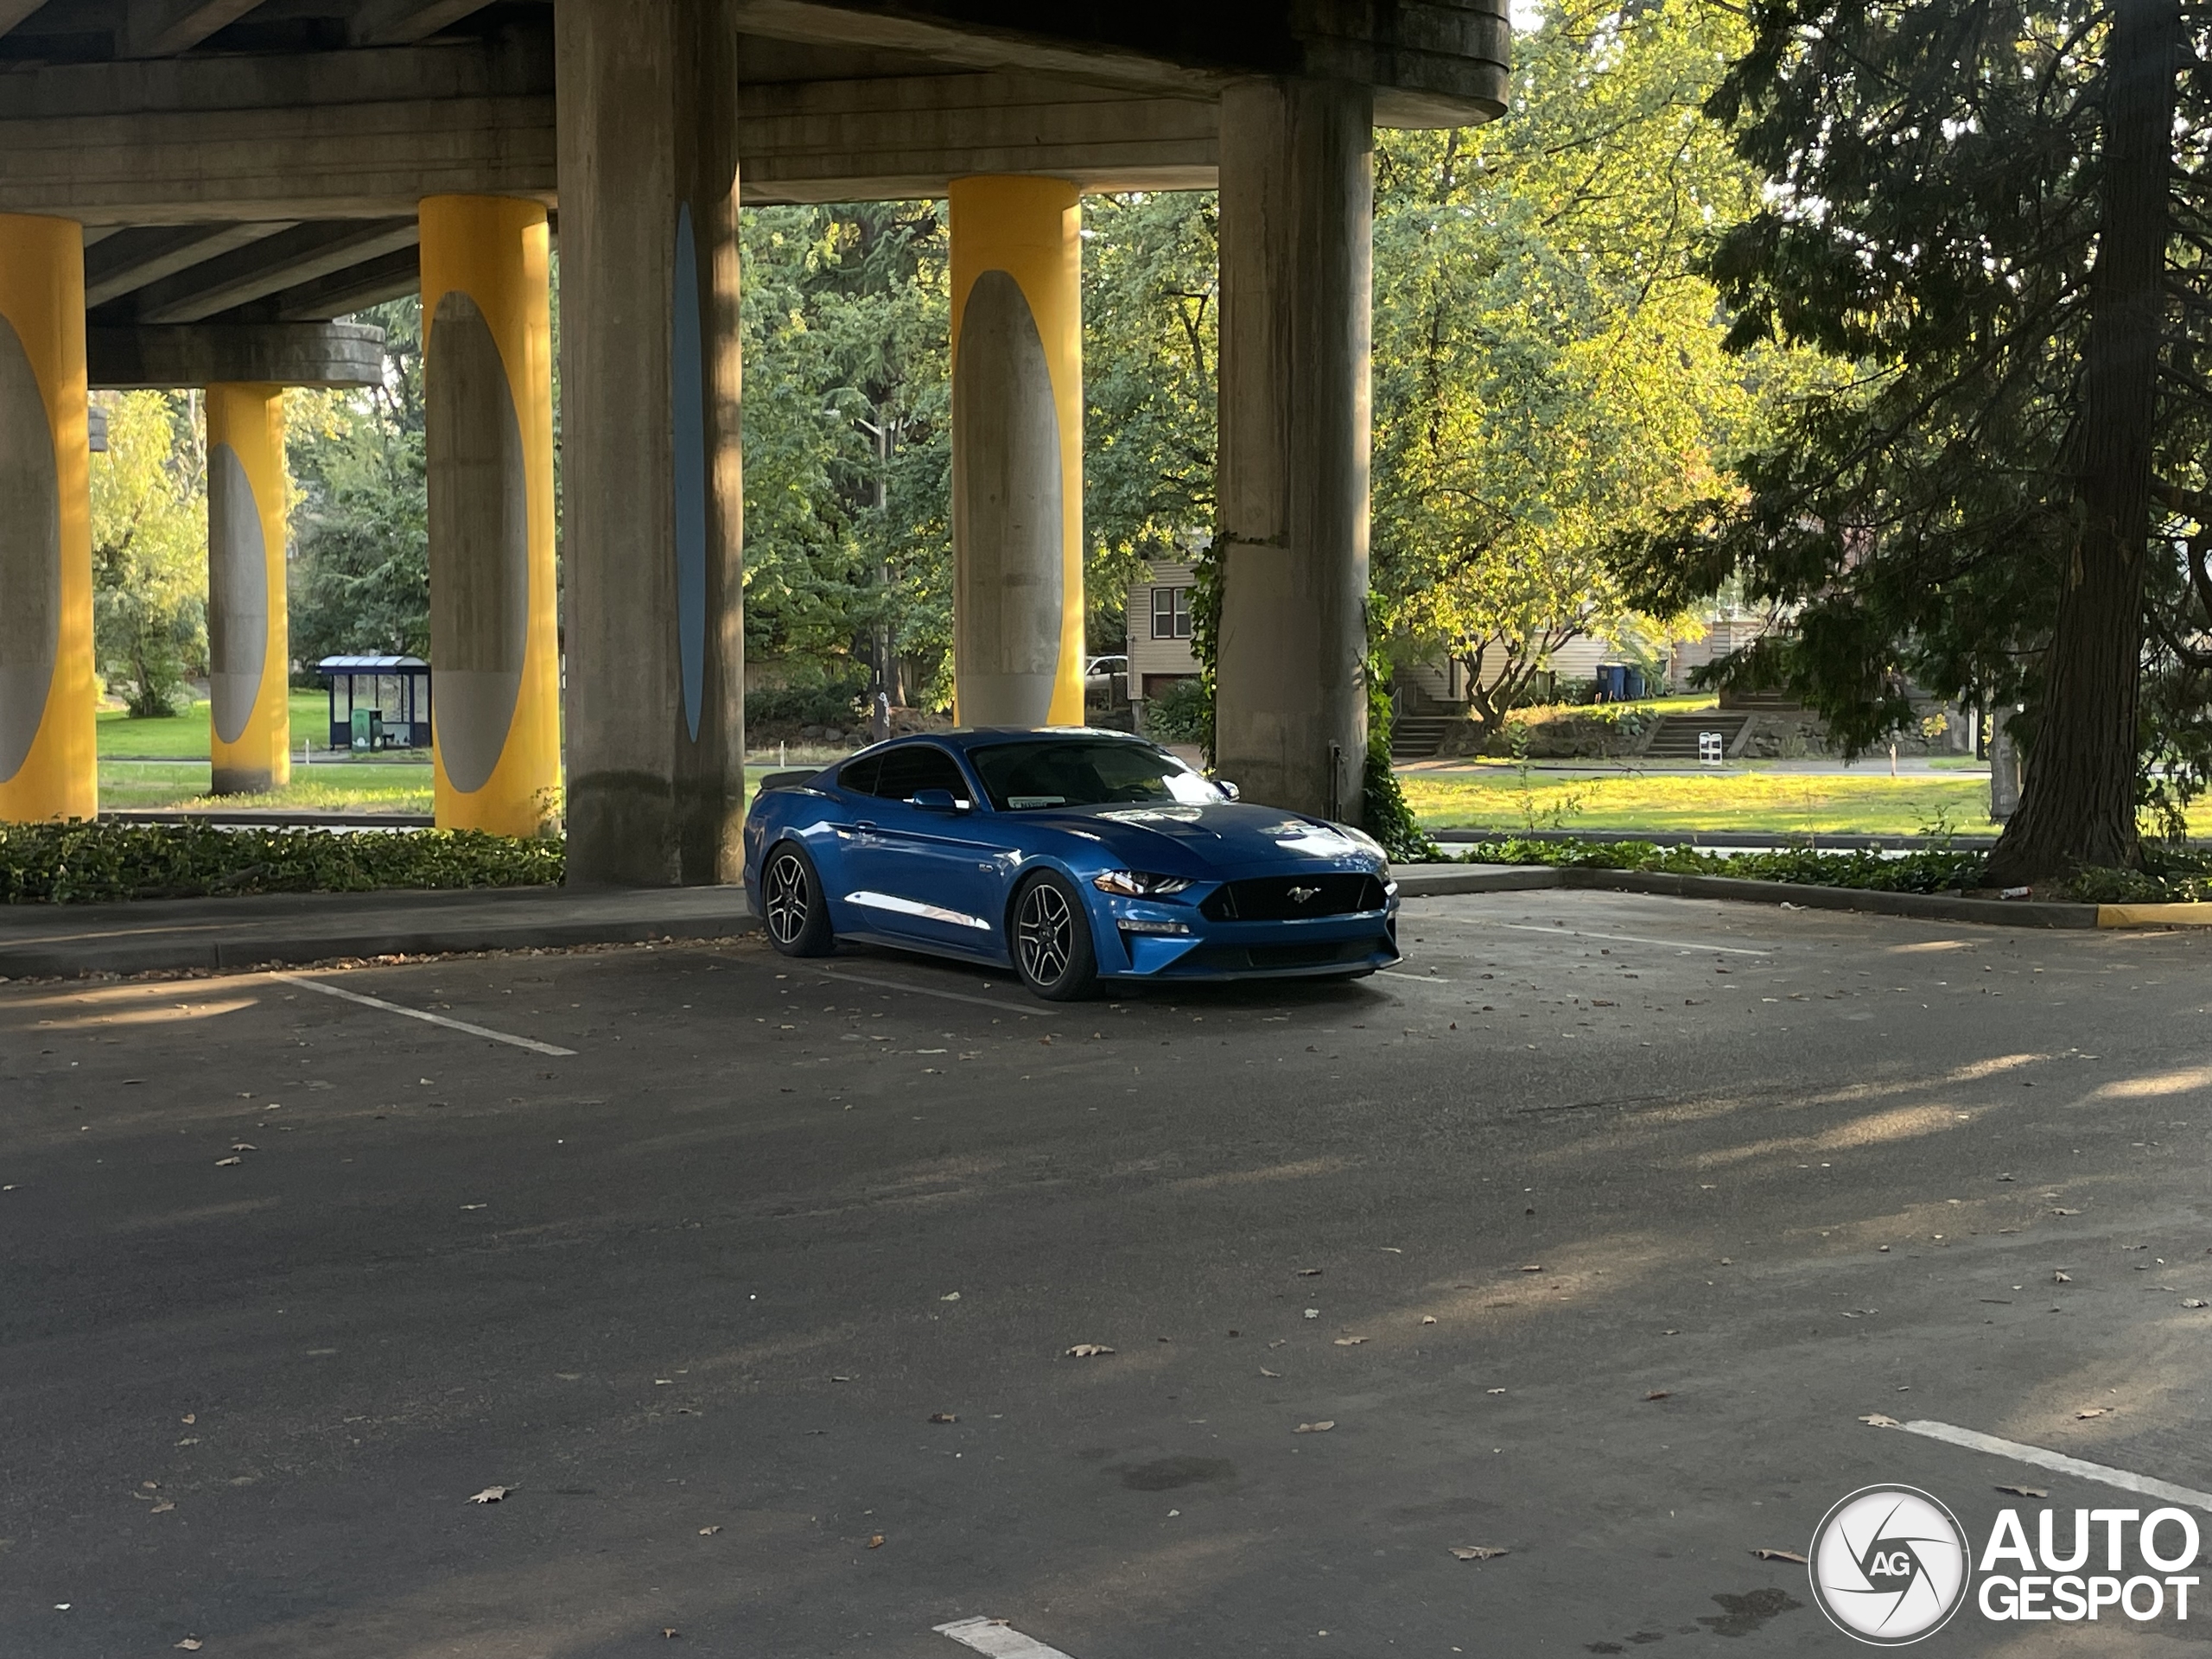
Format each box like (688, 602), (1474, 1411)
(1399, 768), (1994, 836)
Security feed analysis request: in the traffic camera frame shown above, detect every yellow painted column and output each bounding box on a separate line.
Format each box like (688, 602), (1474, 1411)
(948, 176), (1085, 728)
(0, 213), (95, 823)
(419, 195), (561, 836)
(205, 384), (292, 794)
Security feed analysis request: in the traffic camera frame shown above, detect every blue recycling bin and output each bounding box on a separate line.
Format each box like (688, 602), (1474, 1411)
(1597, 664), (1628, 702)
(1623, 665), (1646, 702)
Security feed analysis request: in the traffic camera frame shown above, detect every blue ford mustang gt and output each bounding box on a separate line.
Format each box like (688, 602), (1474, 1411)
(741, 728), (1401, 1000)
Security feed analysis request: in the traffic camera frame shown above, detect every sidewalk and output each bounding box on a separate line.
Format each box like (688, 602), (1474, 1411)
(0, 884), (757, 978)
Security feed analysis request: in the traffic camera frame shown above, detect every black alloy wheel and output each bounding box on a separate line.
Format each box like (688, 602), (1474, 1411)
(762, 842), (835, 957)
(1012, 871), (1098, 1001)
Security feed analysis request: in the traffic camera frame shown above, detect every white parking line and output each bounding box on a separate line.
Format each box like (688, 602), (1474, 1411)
(1427, 918), (1774, 957)
(1378, 970), (1465, 991)
(271, 973), (577, 1057)
(810, 966), (1048, 1015)
(935, 1617), (1078, 1658)
(1893, 1419), (2212, 1512)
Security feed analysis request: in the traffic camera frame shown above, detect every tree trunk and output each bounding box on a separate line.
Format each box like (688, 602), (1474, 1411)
(1986, 0), (2178, 885)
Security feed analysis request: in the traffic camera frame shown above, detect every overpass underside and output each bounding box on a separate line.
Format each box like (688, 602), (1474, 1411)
(0, 0), (1508, 878)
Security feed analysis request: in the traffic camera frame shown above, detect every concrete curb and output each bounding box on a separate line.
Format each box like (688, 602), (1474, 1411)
(2096, 903), (2212, 929)
(0, 887), (760, 979)
(1391, 860), (2102, 929)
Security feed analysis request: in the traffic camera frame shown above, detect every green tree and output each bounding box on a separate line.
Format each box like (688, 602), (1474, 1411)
(90, 390), (206, 717)
(1371, 0), (1820, 738)
(741, 203), (953, 702)
(1617, 0), (2212, 879)
(287, 297), (429, 664)
(1083, 190), (1220, 650)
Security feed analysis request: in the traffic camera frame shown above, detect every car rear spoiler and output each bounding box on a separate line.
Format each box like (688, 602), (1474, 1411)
(754, 769), (821, 799)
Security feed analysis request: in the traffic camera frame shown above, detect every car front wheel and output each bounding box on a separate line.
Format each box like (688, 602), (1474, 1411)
(1011, 871), (1098, 1001)
(761, 842), (836, 957)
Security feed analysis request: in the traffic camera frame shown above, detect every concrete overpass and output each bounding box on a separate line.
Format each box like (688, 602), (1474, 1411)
(0, 0), (1509, 880)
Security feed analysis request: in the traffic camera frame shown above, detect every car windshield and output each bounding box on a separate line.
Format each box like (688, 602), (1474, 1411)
(969, 739), (1223, 811)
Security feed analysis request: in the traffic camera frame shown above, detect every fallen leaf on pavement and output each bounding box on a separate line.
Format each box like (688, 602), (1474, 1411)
(1332, 1338), (1367, 1346)
(1065, 1344), (1114, 1358)
(699, 1526), (721, 1535)
(1450, 1545), (1509, 1560)
(1751, 1548), (1808, 1563)
(175, 1642), (202, 1651)
(1643, 1391), (1671, 1402)
(1421, 1316), (1437, 1325)
(467, 1486), (510, 1503)
(929, 1413), (957, 1423)
(180, 1414), (194, 1425)
(1859, 1414), (1901, 1428)
(1304, 1308), (1319, 1319)
(1260, 1367), (1281, 1377)
(1996, 1484), (2048, 1499)
(662, 1630), (679, 1640)
(1486, 1388), (1506, 1395)
(2185, 1300), (2209, 1309)
(213, 1157), (240, 1167)
(230, 1143), (256, 1152)
(1298, 1268), (1323, 1277)
(2051, 1208), (2081, 1217)
(1519, 1264), (1544, 1274)
(868, 1534), (886, 1548)
(2052, 1271), (2073, 1283)
(2076, 1407), (2112, 1420)
(1294, 1421), (1335, 1433)
(150, 1501), (175, 1514)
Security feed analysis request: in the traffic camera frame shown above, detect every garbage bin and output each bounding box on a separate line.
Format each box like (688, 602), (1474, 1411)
(1623, 665), (1646, 702)
(349, 709), (385, 752)
(1597, 664), (1627, 702)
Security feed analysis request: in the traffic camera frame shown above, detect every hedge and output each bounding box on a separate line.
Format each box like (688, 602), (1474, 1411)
(0, 822), (563, 905)
(1438, 836), (2212, 906)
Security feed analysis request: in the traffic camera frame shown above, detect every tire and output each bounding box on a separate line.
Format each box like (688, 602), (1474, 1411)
(1011, 871), (1098, 1001)
(760, 841), (836, 957)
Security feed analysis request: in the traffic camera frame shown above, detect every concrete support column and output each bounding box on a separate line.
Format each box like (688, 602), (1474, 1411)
(0, 213), (95, 823)
(555, 0), (745, 883)
(205, 382), (291, 795)
(419, 195), (562, 837)
(1213, 79), (1374, 823)
(949, 175), (1085, 728)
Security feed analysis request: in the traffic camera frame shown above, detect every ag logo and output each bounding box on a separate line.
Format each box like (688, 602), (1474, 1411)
(1809, 1485), (1969, 1644)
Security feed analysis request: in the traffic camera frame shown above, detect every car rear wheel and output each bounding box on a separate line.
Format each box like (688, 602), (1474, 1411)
(762, 842), (835, 957)
(1012, 872), (1097, 1001)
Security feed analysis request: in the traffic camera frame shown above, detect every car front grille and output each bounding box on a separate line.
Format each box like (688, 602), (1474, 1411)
(1187, 937), (1389, 972)
(1200, 873), (1389, 922)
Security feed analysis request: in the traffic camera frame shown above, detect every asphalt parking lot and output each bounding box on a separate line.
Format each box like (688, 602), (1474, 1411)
(6, 889), (2212, 1656)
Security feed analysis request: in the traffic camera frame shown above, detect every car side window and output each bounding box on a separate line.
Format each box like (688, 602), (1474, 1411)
(836, 755), (881, 796)
(871, 745), (973, 804)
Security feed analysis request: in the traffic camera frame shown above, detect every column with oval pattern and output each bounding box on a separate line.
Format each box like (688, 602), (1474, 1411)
(205, 382), (291, 795)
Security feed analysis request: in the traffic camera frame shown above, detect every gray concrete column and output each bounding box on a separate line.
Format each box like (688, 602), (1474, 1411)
(1212, 77), (1374, 823)
(555, 0), (745, 883)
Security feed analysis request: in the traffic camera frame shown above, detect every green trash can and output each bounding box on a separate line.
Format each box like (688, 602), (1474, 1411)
(349, 709), (385, 752)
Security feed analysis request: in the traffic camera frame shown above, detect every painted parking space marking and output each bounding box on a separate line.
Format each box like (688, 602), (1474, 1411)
(1378, 969), (1465, 991)
(271, 972), (576, 1057)
(1420, 916), (1775, 957)
(1893, 1419), (2212, 1512)
(807, 967), (1052, 1015)
(935, 1616), (1078, 1657)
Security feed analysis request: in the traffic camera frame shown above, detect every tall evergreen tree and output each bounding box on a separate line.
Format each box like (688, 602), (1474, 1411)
(1618, 0), (2211, 879)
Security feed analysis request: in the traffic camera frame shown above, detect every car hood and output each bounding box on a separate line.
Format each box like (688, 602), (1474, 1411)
(1014, 801), (1382, 876)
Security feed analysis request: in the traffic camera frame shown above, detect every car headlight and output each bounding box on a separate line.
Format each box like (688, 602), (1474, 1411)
(1339, 825), (1387, 861)
(1093, 869), (1193, 897)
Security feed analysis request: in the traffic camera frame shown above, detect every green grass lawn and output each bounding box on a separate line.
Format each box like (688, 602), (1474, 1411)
(99, 695), (435, 812)
(99, 691), (340, 760)
(1400, 767), (2001, 836)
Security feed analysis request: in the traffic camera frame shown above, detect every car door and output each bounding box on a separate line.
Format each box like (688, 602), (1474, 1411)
(836, 745), (1006, 951)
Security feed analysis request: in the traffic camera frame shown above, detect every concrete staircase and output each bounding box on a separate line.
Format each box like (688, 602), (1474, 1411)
(1389, 714), (1458, 759)
(1641, 711), (1750, 760)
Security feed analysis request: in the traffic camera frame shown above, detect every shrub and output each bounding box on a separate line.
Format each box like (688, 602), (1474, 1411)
(1145, 677), (1210, 744)
(747, 681), (867, 728)
(0, 822), (563, 905)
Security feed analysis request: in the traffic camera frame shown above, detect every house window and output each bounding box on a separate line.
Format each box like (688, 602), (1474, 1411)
(1151, 586), (1192, 640)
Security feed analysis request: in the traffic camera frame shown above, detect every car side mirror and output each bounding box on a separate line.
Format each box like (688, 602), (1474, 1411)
(1216, 779), (1241, 802)
(911, 787), (960, 812)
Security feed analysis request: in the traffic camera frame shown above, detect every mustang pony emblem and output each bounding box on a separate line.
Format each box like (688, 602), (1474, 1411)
(1287, 886), (1320, 904)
